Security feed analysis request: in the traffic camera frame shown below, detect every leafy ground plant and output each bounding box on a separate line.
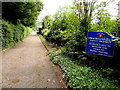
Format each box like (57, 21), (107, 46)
(47, 50), (118, 89)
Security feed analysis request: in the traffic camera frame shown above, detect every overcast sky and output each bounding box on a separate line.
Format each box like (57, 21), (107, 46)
(37, 0), (120, 22)
(37, 0), (73, 21)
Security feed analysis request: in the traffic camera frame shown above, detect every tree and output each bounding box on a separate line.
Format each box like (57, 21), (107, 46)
(2, 2), (43, 27)
(42, 15), (53, 30)
(73, 0), (116, 36)
(73, 0), (96, 36)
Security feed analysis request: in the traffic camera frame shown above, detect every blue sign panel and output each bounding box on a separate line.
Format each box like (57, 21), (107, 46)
(85, 32), (117, 57)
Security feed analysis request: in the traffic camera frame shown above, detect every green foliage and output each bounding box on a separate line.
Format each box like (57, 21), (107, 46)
(42, 9), (86, 58)
(41, 29), (50, 37)
(103, 68), (114, 74)
(47, 50), (118, 89)
(41, 4), (120, 68)
(41, 2), (120, 87)
(42, 15), (53, 30)
(90, 9), (118, 33)
(2, 20), (31, 50)
(2, 20), (15, 48)
(73, 0), (96, 36)
(2, 2), (43, 27)
(87, 5), (120, 73)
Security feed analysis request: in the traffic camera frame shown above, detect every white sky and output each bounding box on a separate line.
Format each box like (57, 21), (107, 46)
(106, 0), (120, 19)
(37, 0), (73, 21)
(37, 0), (120, 22)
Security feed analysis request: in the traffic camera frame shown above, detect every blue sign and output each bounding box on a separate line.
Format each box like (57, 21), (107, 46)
(85, 32), (117, 57)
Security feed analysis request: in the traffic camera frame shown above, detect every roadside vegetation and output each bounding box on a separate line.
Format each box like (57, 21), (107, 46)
(1, 2), (43, 50)
(2, 20), (32, 49)
(39, 0), (120, 89)
(1, 0), (120, 89)
(48, 50), (118, 88)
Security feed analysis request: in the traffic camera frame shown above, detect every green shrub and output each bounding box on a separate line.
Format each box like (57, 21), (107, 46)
(42, 10), (86, 57)
(41, 6), (120, 87)
(47, 50), (118, 89)
(41, 29), (50, 37)
(2, 20), (14, 48)
(2, 20), (31, 50)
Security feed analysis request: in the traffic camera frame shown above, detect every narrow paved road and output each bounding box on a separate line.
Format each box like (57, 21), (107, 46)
(2, 33), (66, 88)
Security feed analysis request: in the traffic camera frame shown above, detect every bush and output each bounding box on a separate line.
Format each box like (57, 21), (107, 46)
(41, 6), (120, 87)
(41, 29), (50, 37)
(42, 10), (86, 57)
(2, 20), (15, 48)
(2, 20), (31, 49)
(47, 50), (118, 89)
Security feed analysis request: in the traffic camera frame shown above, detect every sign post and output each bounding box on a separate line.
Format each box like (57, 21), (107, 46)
(85, 32), (117, 57)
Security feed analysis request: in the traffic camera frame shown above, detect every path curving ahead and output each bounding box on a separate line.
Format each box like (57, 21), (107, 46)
(2, 33), (66, 88)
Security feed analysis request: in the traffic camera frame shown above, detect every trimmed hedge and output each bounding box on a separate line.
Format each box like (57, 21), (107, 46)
(2, 20), (32, 50)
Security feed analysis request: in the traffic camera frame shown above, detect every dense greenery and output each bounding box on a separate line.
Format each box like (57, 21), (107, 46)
(2, 20), (32, 50)
(2, 2), (43, 27)
(40, 1), (120, 89)
(48, 50), (118, 88)
(2, 1), (43, 50)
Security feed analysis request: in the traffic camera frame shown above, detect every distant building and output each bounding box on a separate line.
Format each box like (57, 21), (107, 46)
(118, 1), (120, 22)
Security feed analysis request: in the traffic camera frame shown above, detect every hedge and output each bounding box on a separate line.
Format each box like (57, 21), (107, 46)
(2, 20), (32, 50)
